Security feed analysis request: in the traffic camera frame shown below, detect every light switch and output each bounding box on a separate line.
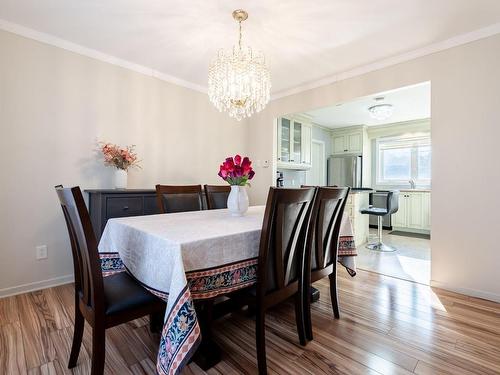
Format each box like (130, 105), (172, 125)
(36, 245), (48, 260)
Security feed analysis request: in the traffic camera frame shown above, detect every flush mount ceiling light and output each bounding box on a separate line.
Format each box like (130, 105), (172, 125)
(208, 9), (271, 121)
(368, 97), (394, 121)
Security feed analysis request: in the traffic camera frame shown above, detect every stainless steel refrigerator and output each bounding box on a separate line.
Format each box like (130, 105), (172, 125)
(327, 154), (362, 188)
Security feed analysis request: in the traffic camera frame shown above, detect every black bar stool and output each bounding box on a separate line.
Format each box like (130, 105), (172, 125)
(360, 190), (400, 252)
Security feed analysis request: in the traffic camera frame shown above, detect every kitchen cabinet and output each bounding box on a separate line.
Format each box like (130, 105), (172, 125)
(278, 117), (291, 163)
(421, 192), (431, 230)
(392, 191), (431, 233)
(331, 125), (370, 186)
(392, 197), (407, 228)
(277, 116), (312, 170)
(345, 192), (369, 245)
(332, 130), (363, 154)
(301, 123), (312, 165)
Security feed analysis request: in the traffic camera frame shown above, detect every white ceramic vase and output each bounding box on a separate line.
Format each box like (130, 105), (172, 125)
(227, 185), (249, 216)
(115, 169), (128, 189)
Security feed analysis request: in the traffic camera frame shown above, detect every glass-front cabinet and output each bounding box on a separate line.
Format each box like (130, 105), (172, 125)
(277, 116), (312, 170)
(279, 118), (291, 162)
(292, 122), (302, 163)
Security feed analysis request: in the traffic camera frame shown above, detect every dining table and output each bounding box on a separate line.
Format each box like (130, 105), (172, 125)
(98, 205), (357, 375)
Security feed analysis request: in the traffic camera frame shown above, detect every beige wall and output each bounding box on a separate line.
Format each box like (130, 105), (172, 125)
(247, 34), (500, 301)
(0, 30), (249, 295)
(1, 27), (499, 302)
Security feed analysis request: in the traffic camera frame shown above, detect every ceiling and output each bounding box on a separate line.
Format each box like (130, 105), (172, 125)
(1, 1), (500, 95)
(303, 82), (430, 128)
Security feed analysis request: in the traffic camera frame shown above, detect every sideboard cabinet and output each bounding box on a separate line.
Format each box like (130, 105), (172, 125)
(85, 189), (159, 240)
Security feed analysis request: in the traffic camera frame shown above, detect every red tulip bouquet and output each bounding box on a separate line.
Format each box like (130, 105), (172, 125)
(218, 155), (255, 186)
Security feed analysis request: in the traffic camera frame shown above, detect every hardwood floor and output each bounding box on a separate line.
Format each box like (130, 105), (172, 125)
(357, 229), (431, 285)
(1, 269), (499, 374)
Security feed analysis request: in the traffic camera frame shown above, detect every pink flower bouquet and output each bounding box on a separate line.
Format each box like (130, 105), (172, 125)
(218, 155), (255, 186)
(99, 142), (141, 171)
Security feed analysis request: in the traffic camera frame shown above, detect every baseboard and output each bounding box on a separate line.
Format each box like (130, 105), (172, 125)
(430, 280), (500, 303)
(0, 274), (74, 298)
(392, 227), (430, 235)
(369, 224), (392, 230)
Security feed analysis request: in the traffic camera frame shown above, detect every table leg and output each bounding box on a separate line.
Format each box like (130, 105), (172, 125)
(149, 312), (163, 333)
(192, 299), (221, 370)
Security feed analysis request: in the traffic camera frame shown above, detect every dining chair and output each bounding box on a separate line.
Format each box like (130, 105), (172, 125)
(248, 186), (316, 374)
(303, 186), (350, 341)
(204, 184), (231, 210)
(55, 186), (166, 375)
(155, 184), (204, 213)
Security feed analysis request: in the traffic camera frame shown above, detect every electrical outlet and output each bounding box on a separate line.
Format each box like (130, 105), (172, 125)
(36, 245), (48, 260)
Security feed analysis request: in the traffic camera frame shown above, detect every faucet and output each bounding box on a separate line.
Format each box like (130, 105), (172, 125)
(409, 179), (416, 189)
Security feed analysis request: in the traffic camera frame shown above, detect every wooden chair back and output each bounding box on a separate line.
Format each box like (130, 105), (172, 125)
(204, 185), (231, 210)
(257, 187), (316, 302)
(155, 184), (203, 213)
(307, 187), (350, 277)
(55, 186), (104, 314)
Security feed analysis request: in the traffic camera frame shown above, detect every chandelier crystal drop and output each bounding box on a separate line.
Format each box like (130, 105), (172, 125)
(208, 10), (271, 121)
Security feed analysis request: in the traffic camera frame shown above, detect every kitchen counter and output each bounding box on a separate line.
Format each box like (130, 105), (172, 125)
(350, 188), (373, 194)
(399, 189), (431, 192)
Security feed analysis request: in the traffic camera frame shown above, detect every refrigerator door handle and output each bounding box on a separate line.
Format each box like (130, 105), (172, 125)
(352, 157), (357, 188)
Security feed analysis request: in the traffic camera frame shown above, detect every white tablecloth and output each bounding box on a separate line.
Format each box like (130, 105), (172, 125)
(98, 205), (357, 375)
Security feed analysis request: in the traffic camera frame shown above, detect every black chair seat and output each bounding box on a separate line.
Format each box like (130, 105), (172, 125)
(360, 206), (388, 216)
(104, 272), (164, 316)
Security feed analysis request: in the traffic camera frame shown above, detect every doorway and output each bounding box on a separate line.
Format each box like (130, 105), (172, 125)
(306, 140), (326, 186)
(279, 82), (431, 285)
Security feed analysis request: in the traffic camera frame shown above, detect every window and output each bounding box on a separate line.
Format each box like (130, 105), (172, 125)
(376, 135), (431, 187)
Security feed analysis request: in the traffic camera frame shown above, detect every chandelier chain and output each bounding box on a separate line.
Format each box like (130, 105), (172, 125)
(238, 21), (242, 50)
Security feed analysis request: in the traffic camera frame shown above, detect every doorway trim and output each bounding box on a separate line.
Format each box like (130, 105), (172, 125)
(307, 139), (326, 186)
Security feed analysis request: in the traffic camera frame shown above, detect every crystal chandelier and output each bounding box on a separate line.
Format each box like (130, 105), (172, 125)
(208, 10), (271, 121)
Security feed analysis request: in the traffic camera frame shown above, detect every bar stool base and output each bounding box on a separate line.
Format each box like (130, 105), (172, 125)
(366, 242), (396, 252)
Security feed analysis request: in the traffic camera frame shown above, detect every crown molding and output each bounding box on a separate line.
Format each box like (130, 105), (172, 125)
(0, 18), (208, 94)
(2, 18), (500, 101)
(271, 22), (500, 100)
(311, 122), (333, 133)
(329, 124), (367, 134)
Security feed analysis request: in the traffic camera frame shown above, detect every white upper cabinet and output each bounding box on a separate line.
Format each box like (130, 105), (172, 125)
(348, 133), (363, 153)
(333, 135), (347, 153)
(332, 128), (364, 154)
(278, 118), (291, 163)
(292, 121), (302, 163)
(277, 116), (312, 170)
